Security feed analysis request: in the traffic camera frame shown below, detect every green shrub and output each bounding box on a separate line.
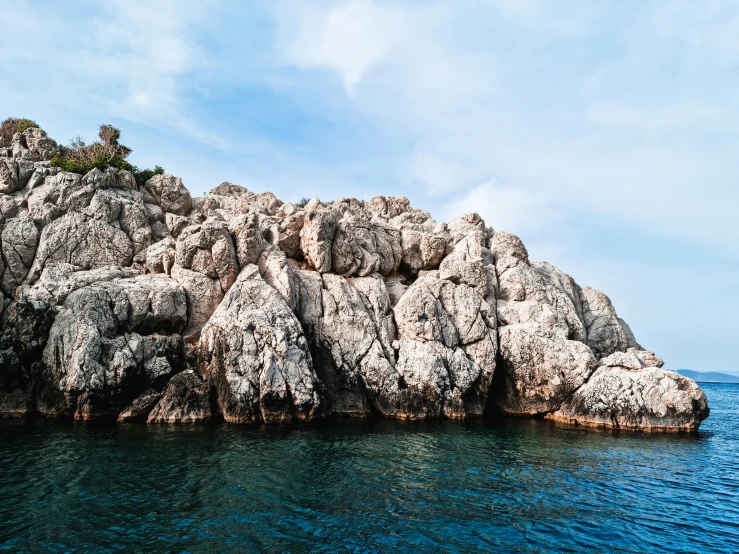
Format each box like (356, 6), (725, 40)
(0, 117), (39, 143)
(49, 123), (164, 185)
(133, 165), (165, 187)
(49, 153), (134, 175)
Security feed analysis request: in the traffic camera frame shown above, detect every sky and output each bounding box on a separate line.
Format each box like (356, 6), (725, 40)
(1, 0), (737, 373)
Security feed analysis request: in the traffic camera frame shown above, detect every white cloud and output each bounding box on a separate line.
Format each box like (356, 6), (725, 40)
(442, 180), (563, 236)
(652, 0), (739, 64)
(0, 0), (221, 146)
(283, 0), (403, 92)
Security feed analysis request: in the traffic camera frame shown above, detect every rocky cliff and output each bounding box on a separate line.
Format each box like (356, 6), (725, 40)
(0, 127), (709, 430)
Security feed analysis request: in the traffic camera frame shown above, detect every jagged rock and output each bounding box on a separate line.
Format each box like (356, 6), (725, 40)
(300, 208), (337, 273)
(295, 271), (402, 417)
(11, 128), (58, 160)
(209, 181), (249, 198)
(199, 266), (323, 423)
(28, 264), (140, 305)
(1, 214), (39, 295)
(492, 231), (597, 415)
(144, 174), (192, 215)
(368, 195), (410, 218)
(0, 158), (33, 194)
(393, 268), (498, 419)
(142, 237), (176, 275)
(396, 216), (450, 276)
(36, 276), (186, 419)
(330, 212), (403, 277)
(165, 213), (195, 238)
(118, 389), (162, 422)
(235, 190), (283, 216)
(229, 213), (265, 267)
(147, 370), (210, 423)
(27, 212), (134, 283)
(0, 124), (710, 431)
(549, 365), (709, 431)
(447, 212), (488, 245)
(494, 325), (596, 415)
(0, 298), (55, 416)
(258, 248), (299, 310)
(175, 218), (238, 292)
(272, 206), (304, 257)
(170, 264), (222, 343)
(491, 231), (529, 273)
(580, 286), (641, 359)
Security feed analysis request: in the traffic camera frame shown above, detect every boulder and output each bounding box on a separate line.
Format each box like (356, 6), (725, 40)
(300, 208), (337, 273)
(174, 218), (238, 292)
(37, 276), (186, 419)
(393, 272), (497, 419)
(580, 286), (641, 359)
(144, 174), (192, 215)
(147, 371), (211, 423)
(198, 266), (323, 423)
(549, 364), (709, 431)
(494, 324), (596, 415)
(1, 214), (39, 295)
(11, 128), (58, 160)
(118, 389), (162, 422)
(492, 231), (597, 415)
(296, 272), (403, 417)
(27, 211), (133, 283)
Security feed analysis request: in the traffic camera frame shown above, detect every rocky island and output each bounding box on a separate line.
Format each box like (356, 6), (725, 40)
(0, 124), (709, 431)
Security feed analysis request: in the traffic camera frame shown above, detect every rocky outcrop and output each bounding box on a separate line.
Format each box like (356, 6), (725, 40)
(36, 275), (187, 419)
(117, 389), (162, 422)
(548, 350), (709, 431)
(0, 124), (709, 431)
(198, 265), (322, 423)
(491, 233), (597, 415)
(146, 370), (210, 423)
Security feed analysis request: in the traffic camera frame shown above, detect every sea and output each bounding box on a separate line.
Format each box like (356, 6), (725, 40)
(1, 383), (737, 553)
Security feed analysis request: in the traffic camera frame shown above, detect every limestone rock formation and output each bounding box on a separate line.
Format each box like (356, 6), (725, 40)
(0, 124), (709, 431)
(118, 389), (162, 422)
(198, 265), (322, 423)
(549, 350), (709, 431)
(36, 275), (187, 419)
(147, 370), (211, 423)
(491, 232), (597, 415)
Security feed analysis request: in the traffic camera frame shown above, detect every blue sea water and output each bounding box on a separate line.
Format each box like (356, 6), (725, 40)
(1, 383), (737, 553)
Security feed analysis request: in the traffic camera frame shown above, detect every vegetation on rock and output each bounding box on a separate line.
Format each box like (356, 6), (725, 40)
(0, 117), (39, 143)
(48, 123), (164, 186)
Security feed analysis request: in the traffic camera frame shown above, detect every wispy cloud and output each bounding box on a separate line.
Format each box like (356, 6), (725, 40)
(282, 0), (404, 93)
(0, 0), (223, 146)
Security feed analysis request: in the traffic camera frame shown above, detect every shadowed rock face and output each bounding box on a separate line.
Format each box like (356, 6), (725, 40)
(0, 126), (709, 430)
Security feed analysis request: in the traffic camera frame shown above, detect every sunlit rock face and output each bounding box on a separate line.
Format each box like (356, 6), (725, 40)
(0, 126), (709, 430)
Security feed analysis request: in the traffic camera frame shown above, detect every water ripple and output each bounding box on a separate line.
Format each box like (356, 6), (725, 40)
(1, 384), (738, 553)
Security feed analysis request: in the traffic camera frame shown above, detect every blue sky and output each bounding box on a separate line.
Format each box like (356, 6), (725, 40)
(2, 0), (738, 372)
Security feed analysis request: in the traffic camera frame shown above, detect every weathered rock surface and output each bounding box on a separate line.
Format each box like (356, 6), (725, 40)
(0, 124), (709, 431)
(118, 389), (162, 422)
(36, 276), (186, 419)
(393, 235), (498, 419)
(549, 351), (709, 431)
(199, 266), (322, 423)
(491, 232), (597, 415)
(147, 370), (211, 423)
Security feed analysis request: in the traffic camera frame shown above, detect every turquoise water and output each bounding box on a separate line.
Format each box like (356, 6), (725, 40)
(1, 383), (737, 553)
